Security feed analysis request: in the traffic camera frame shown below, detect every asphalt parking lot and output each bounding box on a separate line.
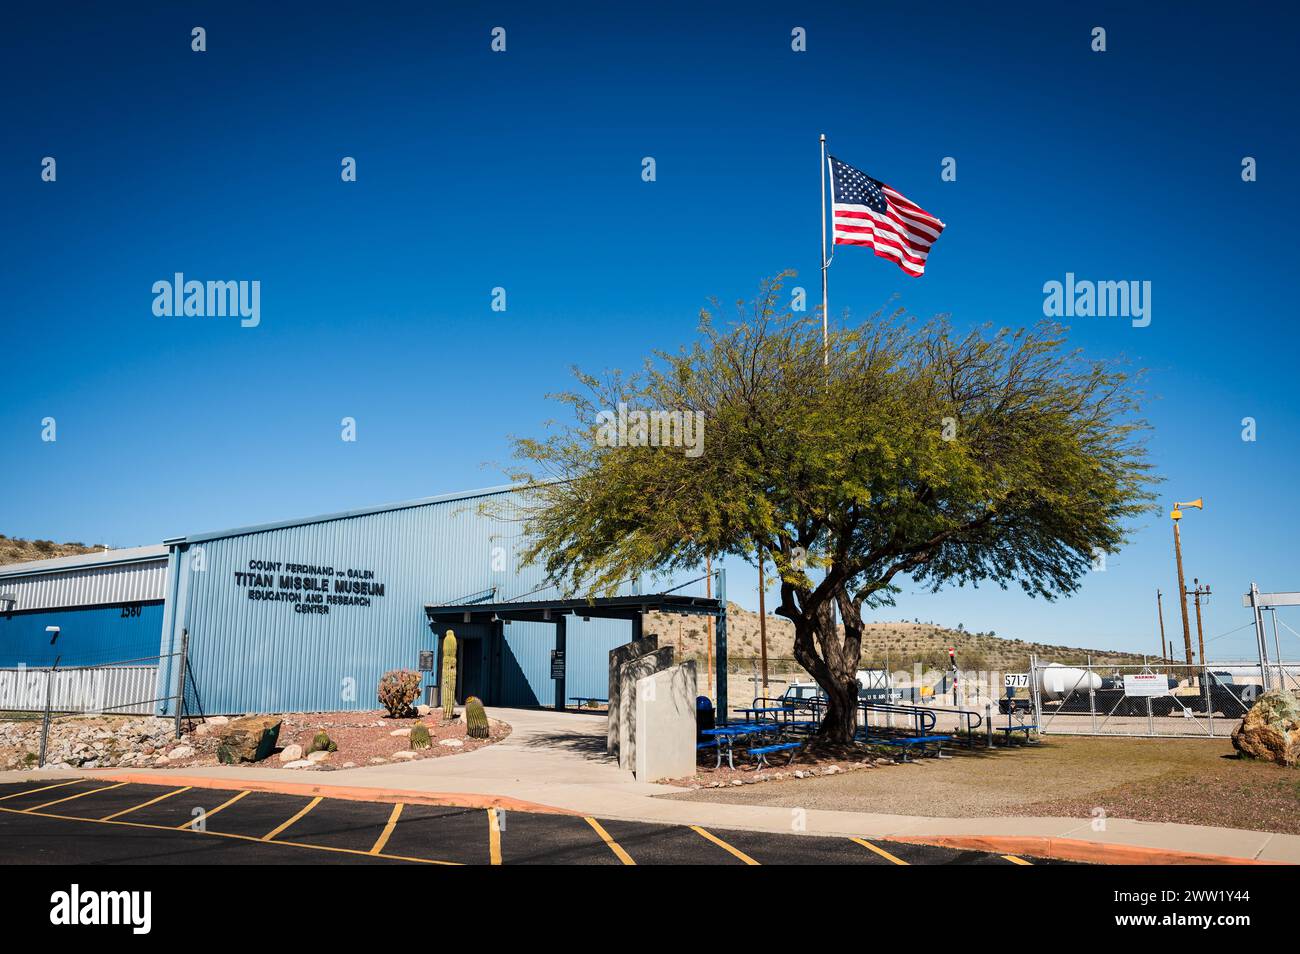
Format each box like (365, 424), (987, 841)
(0, 778), (1053, 865)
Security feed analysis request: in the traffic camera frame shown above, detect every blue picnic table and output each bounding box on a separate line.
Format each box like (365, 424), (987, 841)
(736, 706), (795, 722)
(699, 723), (784, 770)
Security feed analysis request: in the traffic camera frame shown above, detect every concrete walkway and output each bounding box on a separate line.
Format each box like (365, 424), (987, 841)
(10, 707), (1298, 864)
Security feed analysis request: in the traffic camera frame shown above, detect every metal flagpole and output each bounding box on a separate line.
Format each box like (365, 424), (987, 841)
(820, 133), (829, 366)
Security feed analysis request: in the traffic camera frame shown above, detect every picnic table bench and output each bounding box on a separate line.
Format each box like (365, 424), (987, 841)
(870, 734), (953, 762)
(995, 723), (1039, 744)
(748, 741), (803, 769)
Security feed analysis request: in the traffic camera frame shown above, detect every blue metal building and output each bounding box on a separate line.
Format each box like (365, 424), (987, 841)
(156, 485), (634, 715)
(2, 485), (727, 717)
(0, 546), (170, 668)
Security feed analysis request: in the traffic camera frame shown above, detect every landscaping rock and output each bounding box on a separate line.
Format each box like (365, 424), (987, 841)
(389, 727), (411, 737)
(216, 716), (282, 764)
(278, 744), (303, 762)
(1232, 690), (1300, 766)
(281, 759), (314, 770)
(306, 750), (330, 763)
(437, 738), (463, 748)
(392, 750), (417, 760)
(167, 745), (193, 760)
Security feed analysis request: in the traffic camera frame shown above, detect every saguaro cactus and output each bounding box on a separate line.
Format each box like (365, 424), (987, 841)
(465, 696), (489, 739)
(441, 629), (458, 721)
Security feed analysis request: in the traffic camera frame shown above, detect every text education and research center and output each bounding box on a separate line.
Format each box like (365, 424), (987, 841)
(0, 485), (727, 717)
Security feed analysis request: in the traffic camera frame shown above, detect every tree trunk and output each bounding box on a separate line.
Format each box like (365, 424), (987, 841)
(787, 606), (862, 745)
(819, 675), (859, 743)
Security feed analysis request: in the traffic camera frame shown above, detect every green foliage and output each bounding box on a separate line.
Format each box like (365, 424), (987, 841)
(441, 630), (458, 722)
(501, 273), (1158, 739)
(409, 722), (431, 749)
(465, 696), (489, 739)
(306, 731), (337, 754)
(377, 669), (422, 718)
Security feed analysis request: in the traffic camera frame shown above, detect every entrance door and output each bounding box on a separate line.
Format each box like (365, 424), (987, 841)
(459, 636), (483, 703)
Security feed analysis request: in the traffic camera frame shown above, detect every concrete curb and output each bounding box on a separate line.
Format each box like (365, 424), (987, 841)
(894, 834), (1280, 866)
(82, 771), (580, 816)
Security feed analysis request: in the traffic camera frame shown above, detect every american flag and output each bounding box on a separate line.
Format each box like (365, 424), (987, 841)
(829, 156), (945, 277)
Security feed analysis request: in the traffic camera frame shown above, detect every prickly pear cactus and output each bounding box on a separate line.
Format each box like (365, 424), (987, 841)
(441, 630), (458, 722)
(465, 696), (489, 739)
(409, 722), (431, 749)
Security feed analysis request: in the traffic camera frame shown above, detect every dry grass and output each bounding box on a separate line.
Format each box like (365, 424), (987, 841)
(667, 734), (1300, 834)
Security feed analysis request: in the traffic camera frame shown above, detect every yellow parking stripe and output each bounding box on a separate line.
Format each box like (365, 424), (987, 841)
(370, 802), (403, 855)
(585, 817), (635, 865)
(101, 786), (191, 821)
(0, 804), (458, 865)
(177, 789), (249, 829)
(263, 796), (321, 841)
(1003, 854), (1033, 865)
(691, 826), (760, 865)
(487, 808), (502, 865)
(850, 837), (909, 865)
(0, 779), (84, 801)
(27, 781), (128, 812)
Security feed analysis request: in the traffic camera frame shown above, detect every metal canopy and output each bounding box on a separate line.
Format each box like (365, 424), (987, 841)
(424, 593), (722, 624)
(424, 591), (728, 714)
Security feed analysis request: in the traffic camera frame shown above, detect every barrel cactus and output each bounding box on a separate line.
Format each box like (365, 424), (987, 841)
(465, 696), (489, 739)
(441, 630), (458, 721)
(409, 722), (431, 750)
(306, 730), (337, 754)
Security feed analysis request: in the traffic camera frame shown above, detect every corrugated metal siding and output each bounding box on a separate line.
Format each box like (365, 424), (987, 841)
(0, 665), (159, 715)
(0, 603), (166, 668)
(166, 490), (637, 714)
(0, 559), (168, 612)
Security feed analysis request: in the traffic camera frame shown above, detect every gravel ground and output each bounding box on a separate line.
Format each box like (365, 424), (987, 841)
(664, 735), (1300, 834)
(164, 709), (510, 770)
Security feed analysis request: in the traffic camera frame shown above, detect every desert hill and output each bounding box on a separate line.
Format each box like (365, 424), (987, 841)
(646, 602), (1149, 674)
(0, 535), (106, 568)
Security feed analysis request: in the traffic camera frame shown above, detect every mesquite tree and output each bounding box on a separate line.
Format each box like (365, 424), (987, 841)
(506, 274), (1156, 742)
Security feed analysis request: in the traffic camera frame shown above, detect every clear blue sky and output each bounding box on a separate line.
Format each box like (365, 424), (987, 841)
(3, 2), (1296, 660)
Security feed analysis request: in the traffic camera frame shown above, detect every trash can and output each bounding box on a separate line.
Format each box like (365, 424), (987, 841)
(696, 695), (715, 741)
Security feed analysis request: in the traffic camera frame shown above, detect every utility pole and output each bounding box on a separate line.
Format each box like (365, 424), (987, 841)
(1170, 498), (1203, 665)
(705, 555), (714, 695)
(1188, 578), (1210, 666)
(1156, 589), (1168, 665)
(757, 544), (769, 690)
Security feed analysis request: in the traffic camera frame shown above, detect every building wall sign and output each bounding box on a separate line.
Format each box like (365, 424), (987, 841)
(232, 560), (387, 616)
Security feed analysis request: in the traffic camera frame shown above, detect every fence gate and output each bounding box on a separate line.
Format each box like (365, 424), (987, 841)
(1030, 660), (1297, 739)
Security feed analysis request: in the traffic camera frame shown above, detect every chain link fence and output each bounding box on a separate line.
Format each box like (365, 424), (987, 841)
(0, 631), (205, 765)
(1029, 659), (1296, 738)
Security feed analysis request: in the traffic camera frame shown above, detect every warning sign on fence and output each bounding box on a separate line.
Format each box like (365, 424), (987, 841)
(1122, 673), (1169, 697)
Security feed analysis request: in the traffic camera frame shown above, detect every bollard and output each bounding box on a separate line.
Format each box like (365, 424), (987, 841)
(985, 703), (993, 749)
